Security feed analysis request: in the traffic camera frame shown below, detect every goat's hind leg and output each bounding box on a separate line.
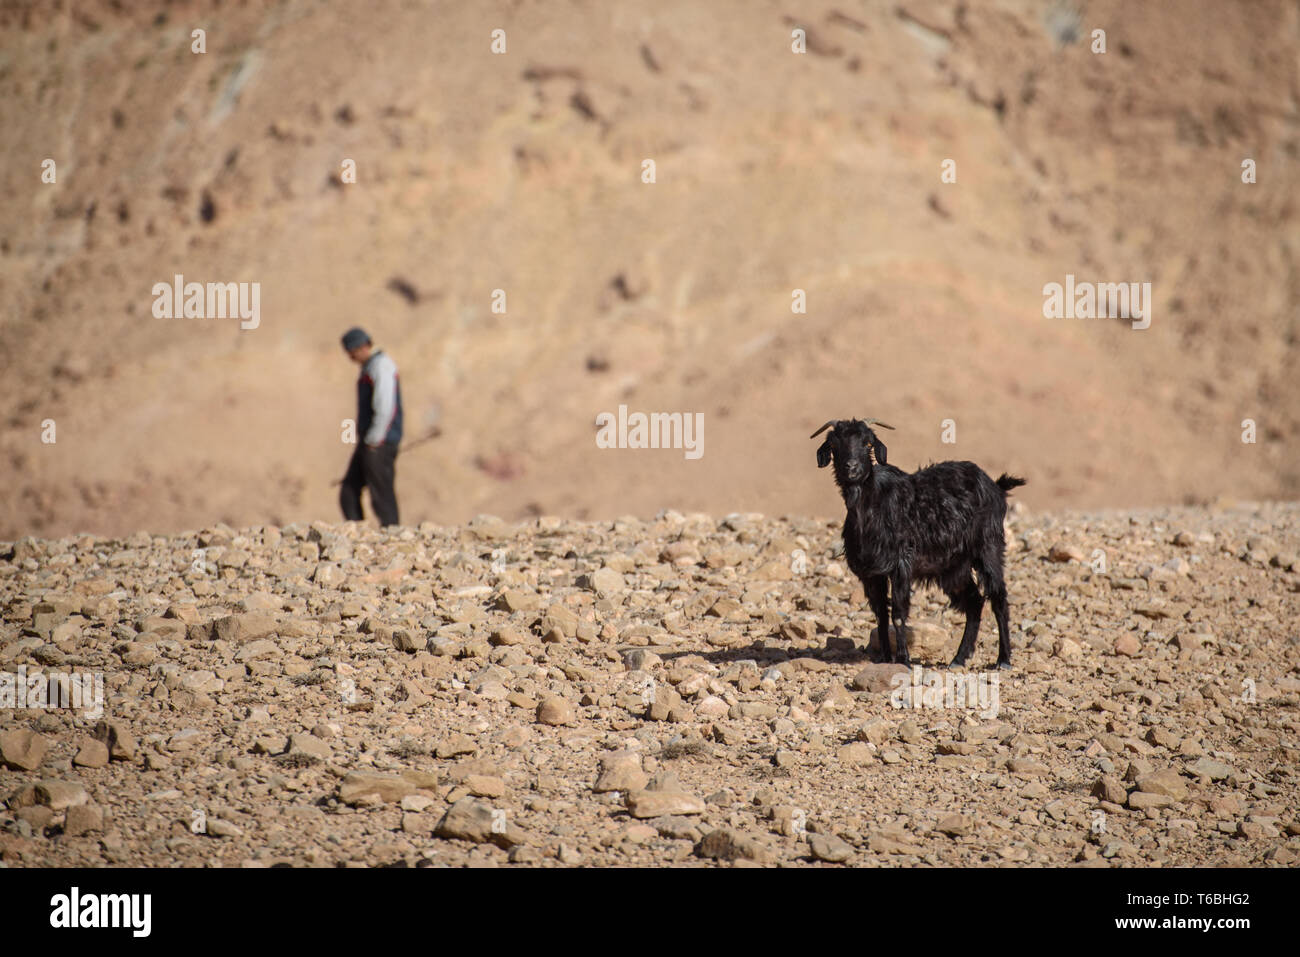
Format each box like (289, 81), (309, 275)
(945, 575), (985, 669)
(989, 588), (1012, 669)
(977, 547), (1014, 669)
(863, 576), (890, 662)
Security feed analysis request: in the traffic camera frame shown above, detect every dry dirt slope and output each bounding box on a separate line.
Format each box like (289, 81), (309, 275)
(0, 0), (1298, 538)
(0, 503), (1297, 867)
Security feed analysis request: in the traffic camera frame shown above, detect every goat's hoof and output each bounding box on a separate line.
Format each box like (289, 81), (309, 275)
(996, 659), (1013, 671)
(947, 658), (969, 670)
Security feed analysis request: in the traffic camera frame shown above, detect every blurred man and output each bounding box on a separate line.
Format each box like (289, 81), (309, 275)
(339, 327), (402, 526)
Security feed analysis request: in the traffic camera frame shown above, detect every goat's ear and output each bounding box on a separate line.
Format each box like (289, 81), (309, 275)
(871, 438), (888, 466)
(816, 440), (832, 468)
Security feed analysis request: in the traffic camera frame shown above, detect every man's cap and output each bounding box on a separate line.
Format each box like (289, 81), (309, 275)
(341, 327), (371, 350)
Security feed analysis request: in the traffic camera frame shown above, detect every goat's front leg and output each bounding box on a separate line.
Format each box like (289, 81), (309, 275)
(890, 572), (912, 665)
(864, 576), (890, 662)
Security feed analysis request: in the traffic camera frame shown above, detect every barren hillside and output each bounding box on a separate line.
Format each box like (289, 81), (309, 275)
(1, 0), (1297, 538)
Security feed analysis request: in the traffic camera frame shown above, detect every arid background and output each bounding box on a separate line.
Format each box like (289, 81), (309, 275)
(1, 1), (1299, 872)
(1, 0), (1297, 539)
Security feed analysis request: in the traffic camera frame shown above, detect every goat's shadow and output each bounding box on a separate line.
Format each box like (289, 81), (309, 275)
(657, 640), (873, 670)
(655, 639), (1010, 672)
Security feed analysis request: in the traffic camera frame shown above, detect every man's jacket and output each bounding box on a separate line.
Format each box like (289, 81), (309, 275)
(357, 350), (403, 446)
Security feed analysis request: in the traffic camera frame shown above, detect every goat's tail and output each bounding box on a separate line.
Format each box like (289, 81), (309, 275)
(996, 474), (1027, 493)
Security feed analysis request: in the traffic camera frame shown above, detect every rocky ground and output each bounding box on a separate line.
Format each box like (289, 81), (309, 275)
(1, 503), (1298, 868)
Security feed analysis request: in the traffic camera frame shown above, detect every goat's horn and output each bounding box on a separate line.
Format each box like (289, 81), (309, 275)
(809, 420), (838, 439)
(862, 418), (895, 430)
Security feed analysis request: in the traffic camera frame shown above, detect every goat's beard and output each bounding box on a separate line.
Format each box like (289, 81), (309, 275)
(835, 462), (867, 509)
(841, 482), (868, 545)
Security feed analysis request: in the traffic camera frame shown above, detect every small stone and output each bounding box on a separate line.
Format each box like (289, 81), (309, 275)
(63, 803), (104, 837)
(1091, 775), (1127, 805)
(695, 828), (775, 863)
(768, 806), (802, 836)
(622, 648), (661, 671)
(35, 780), (89, 811)
(212, 612), (278, 644)
(808, 832), (853, 863)
(313, 563), (346, 587)
(653, 816), (703, 841)
(401, 812), (434, 835)
(1128, 791), (1174, 810)
(239, 592), (280, 613)
(287, 733), (331, 761)
(167, 728), (205, 751)
(436, 734), (477, 759)
(646, 685), (685, 722)
(73, 739), (110, 769)
(556, 843), (583, 865)
(1135, 769), (1189, 801)
(696, 695), (730, 718)
(594, 751), (648, 793)
(540, 605), (579, 638)
(0, 730), (48, 771)
(234, 639), (278, 662)
(400, 794), (435, 812)
(660, 542), (701, 565)
(626, 789), (706, 819)
(935, 813), (972, 837)
(537, 696), (576, 726)
(206, 817), (244, 838)
(1048, 543), (1084, 563)
(1007, 758), (1049, 777)
(816, 683), (856, 714)
(338, 771), (416, 805)
(585, 567), (625, 597)
(494, 590), (540, 614)
(1146, 727), (1181, 749)
(1052, 637), (1081, 659)
(436, 798), (521, 847)
(1114, 634), (1141, 657)
(851, 663), (910, 692)
(624, 823), (658, 844)
(857, 720), (890, 745)
(465, 774), (506, 798)
(1188, 757), (1235, 781)
(837, 742), (874, 765)
(489, 627), (527, 647)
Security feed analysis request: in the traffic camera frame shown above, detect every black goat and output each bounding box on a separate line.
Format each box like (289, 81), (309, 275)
(812, 418), (1026, 669)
